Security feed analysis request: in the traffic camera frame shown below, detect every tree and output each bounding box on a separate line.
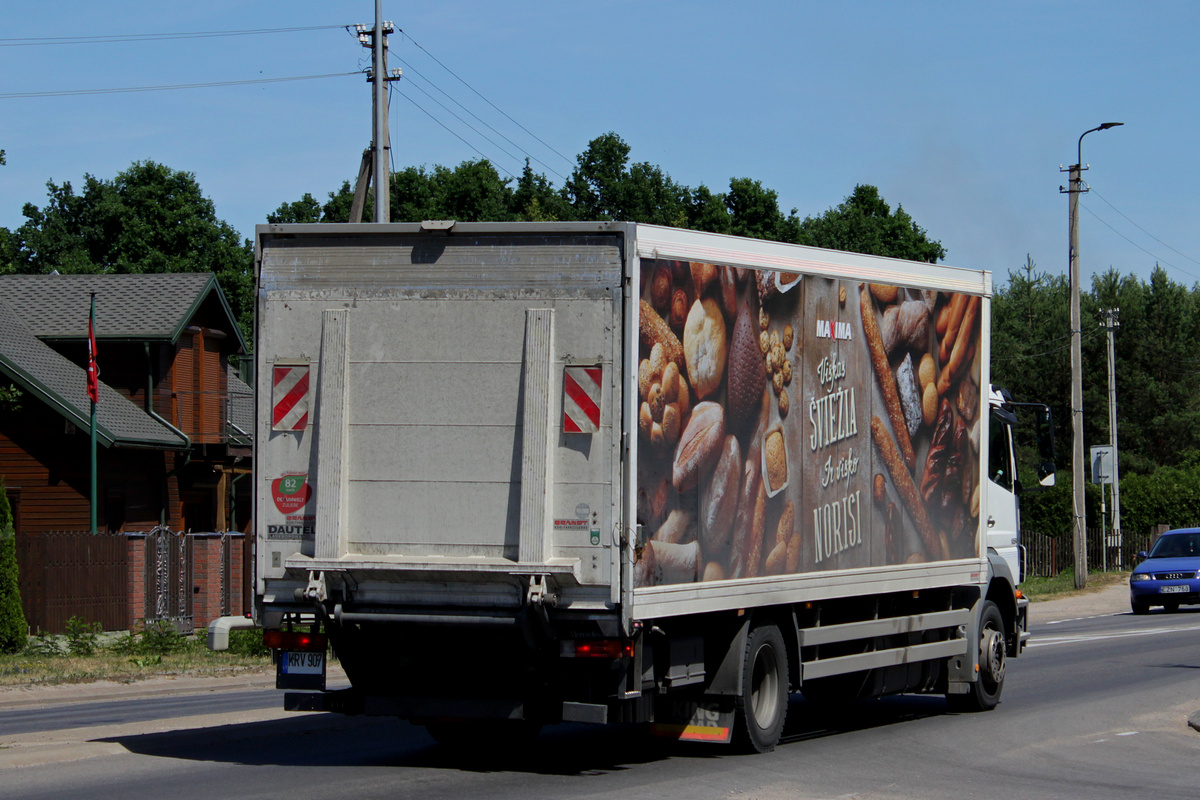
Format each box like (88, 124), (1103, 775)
(9, 161), (255, 339)
(725, 177), (799, 242)
(798, 184), (945, 263)
(267, 193), (323, 224)
(0, 478), (26, 654)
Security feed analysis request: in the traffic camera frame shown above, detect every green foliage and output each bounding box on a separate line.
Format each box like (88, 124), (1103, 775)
(8, 160), (254, 339)
(22, 631), (63, 656)
(110, 619), (190, 656)
(797, 185), (945, 263)
(267, 193), (323, 224)
(1118, 466), (1200, 539)
(226, 628), (269, 658)
(0, 381), (21, 411)
(993, 259), (1200, 489)
(64, 616), (101, 656)
(0, 478), (27, 654)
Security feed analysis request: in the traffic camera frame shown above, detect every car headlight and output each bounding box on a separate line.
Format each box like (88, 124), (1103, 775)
(1130, 572), (1155, 583)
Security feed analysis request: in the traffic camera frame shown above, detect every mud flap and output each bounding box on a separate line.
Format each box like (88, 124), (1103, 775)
(650, 696), (737, 744)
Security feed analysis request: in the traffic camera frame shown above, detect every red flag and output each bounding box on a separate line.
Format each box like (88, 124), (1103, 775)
(87, 297), (99, 404)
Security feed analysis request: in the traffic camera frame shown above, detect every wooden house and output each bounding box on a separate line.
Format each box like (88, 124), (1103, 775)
(0, 273), (253, 632)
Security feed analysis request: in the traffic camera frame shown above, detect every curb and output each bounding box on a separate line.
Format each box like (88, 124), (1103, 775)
(1190, 711), (1200, 734)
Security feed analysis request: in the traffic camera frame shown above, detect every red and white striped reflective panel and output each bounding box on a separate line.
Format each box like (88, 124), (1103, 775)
(273, 365), (310, 431)
(563, 365), (602, 434)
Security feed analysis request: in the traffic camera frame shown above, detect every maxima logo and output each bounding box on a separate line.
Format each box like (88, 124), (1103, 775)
(816, 320), (853, 340)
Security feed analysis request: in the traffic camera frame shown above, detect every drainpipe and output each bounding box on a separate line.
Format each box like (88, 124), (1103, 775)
(146, 343), (191, 525)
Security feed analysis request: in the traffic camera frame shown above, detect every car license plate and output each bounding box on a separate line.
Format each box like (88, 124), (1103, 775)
(1160, 585), (1189, 594)
(281, 651), (324, 674)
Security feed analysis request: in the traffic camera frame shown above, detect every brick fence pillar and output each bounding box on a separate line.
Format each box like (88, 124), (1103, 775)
(126, 535), (146, 631)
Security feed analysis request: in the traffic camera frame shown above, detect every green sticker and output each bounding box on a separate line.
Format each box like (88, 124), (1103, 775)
(280, 475), (306, 495)
(591, 529), (600, 546)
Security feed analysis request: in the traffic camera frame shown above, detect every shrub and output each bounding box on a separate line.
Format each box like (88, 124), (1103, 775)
(226, 628), (268, 658)
(23, 631), (63, 656)
(110, 619), (189, 656)
(0, 478), (27, 654)
(138, 620), (189, 655)
(64, 616), (102, 656)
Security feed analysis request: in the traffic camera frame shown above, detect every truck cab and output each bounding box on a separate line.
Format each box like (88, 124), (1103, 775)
(986, 385), (1056, 584)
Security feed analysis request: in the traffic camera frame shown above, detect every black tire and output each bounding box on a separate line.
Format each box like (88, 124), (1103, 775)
(947, 600), (1005, 713)
(733, 622), (789, 753)
(1131, 598), (1150, 615)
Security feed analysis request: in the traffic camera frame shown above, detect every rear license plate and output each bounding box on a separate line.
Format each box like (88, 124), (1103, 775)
(1160, 585), (1189, 594)
(281, 651), (325, 674)
(277, 651), (325, 690)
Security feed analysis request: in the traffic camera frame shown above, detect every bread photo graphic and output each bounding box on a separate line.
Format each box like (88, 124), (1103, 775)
(683, 297), (727, 400)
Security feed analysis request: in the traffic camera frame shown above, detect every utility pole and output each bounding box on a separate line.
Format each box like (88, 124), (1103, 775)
(1065, 157), (1086, 588)
(1101, 307), (1122, 565)
(1061, 122), (1122, 590)
(351, 5), (401, 223)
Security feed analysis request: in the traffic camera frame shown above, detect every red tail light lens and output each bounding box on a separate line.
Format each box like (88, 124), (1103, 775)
(263, 630), (327, 652)
(573, 639), (633, 659)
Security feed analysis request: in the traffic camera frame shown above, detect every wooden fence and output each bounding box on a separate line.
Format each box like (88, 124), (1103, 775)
(16, 531), (129, 634)
(15, 529), (249, 634)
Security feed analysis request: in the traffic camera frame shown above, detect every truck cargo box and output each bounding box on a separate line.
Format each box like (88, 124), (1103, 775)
(255, 221), (1031, 750)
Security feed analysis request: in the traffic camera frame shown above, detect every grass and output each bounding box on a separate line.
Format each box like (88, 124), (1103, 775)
(1021, 569), (1130, 601)
(0, 626), (271, 687)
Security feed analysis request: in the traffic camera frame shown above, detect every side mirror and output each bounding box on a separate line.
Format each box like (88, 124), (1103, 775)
(1037, 461), (1056, 487)
(1137, 550), (1148, 560)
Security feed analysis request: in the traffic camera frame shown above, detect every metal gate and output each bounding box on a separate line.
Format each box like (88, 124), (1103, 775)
(144, 526), (193, 632)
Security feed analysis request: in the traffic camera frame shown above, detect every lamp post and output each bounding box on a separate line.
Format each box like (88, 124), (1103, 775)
(1063, 122), (1123, 589)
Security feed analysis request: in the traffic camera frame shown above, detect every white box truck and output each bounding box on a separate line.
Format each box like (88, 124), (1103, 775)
(254, 221), (1054, 752)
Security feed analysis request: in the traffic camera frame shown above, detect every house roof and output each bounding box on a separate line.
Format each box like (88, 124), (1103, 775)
(0, 298), (188, 449)
(0, 273), (247, 353)
(227, 374), (253, 446)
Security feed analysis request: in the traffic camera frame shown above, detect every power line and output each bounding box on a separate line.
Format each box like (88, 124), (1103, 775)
(395, 55), (566, 182)
(1079, 202), (1200, 284)
(401, 76), (526, 174)
(0, 25), (346, 47)
(393, 88), (516, 180)
(1088, 188), (1200, 269)
(0, 73), (360, 99)
(399, 32), (575, 171)
(992, 327), (1104, 362)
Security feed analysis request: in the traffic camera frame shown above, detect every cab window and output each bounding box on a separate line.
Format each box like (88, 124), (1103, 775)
(989, 410), (1014, 491)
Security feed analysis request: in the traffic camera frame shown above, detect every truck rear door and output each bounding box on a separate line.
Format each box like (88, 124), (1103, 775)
(255, 223), (626, 615)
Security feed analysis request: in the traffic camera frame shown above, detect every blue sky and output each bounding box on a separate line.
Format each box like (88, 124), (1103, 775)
(2, 2), (1198, 288)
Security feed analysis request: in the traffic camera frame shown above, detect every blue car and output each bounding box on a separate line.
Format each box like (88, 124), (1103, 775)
(1129, 527), (1200, 614)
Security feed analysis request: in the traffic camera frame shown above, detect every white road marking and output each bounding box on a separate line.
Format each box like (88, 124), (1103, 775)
(1044, 613), (1123, 625)
(1028, 622), (1200, 647)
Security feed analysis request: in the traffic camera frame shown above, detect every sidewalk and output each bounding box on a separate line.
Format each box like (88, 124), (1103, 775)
(1026, 578), (1131, 624)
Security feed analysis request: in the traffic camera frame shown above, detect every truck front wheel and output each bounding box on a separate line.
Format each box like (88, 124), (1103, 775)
(948, 600), (1005, 712)
(734, 622), (789, 753)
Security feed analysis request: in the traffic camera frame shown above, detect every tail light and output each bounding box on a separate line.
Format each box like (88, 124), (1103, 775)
(563, 639), (634, 659)
(263, 630), (327, 652)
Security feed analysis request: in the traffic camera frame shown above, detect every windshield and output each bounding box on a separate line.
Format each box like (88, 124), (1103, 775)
(1148, 532), (1200, 559)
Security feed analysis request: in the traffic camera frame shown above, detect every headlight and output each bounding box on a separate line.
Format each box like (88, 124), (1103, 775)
(1130, 572), (1155, 583)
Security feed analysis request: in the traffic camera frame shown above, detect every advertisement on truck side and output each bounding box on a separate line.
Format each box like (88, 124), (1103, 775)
(634, 259), (982, 587)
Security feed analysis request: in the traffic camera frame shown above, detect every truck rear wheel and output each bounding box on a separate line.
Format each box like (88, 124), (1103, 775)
(948, 600), (1005, 712)
(733, 622), (788, 753)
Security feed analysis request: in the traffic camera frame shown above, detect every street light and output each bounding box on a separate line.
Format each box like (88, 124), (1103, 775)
(1063, 121), (1123, 589)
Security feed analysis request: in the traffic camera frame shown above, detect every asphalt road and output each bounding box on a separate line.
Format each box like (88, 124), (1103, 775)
(2, 588), (1198, 800)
